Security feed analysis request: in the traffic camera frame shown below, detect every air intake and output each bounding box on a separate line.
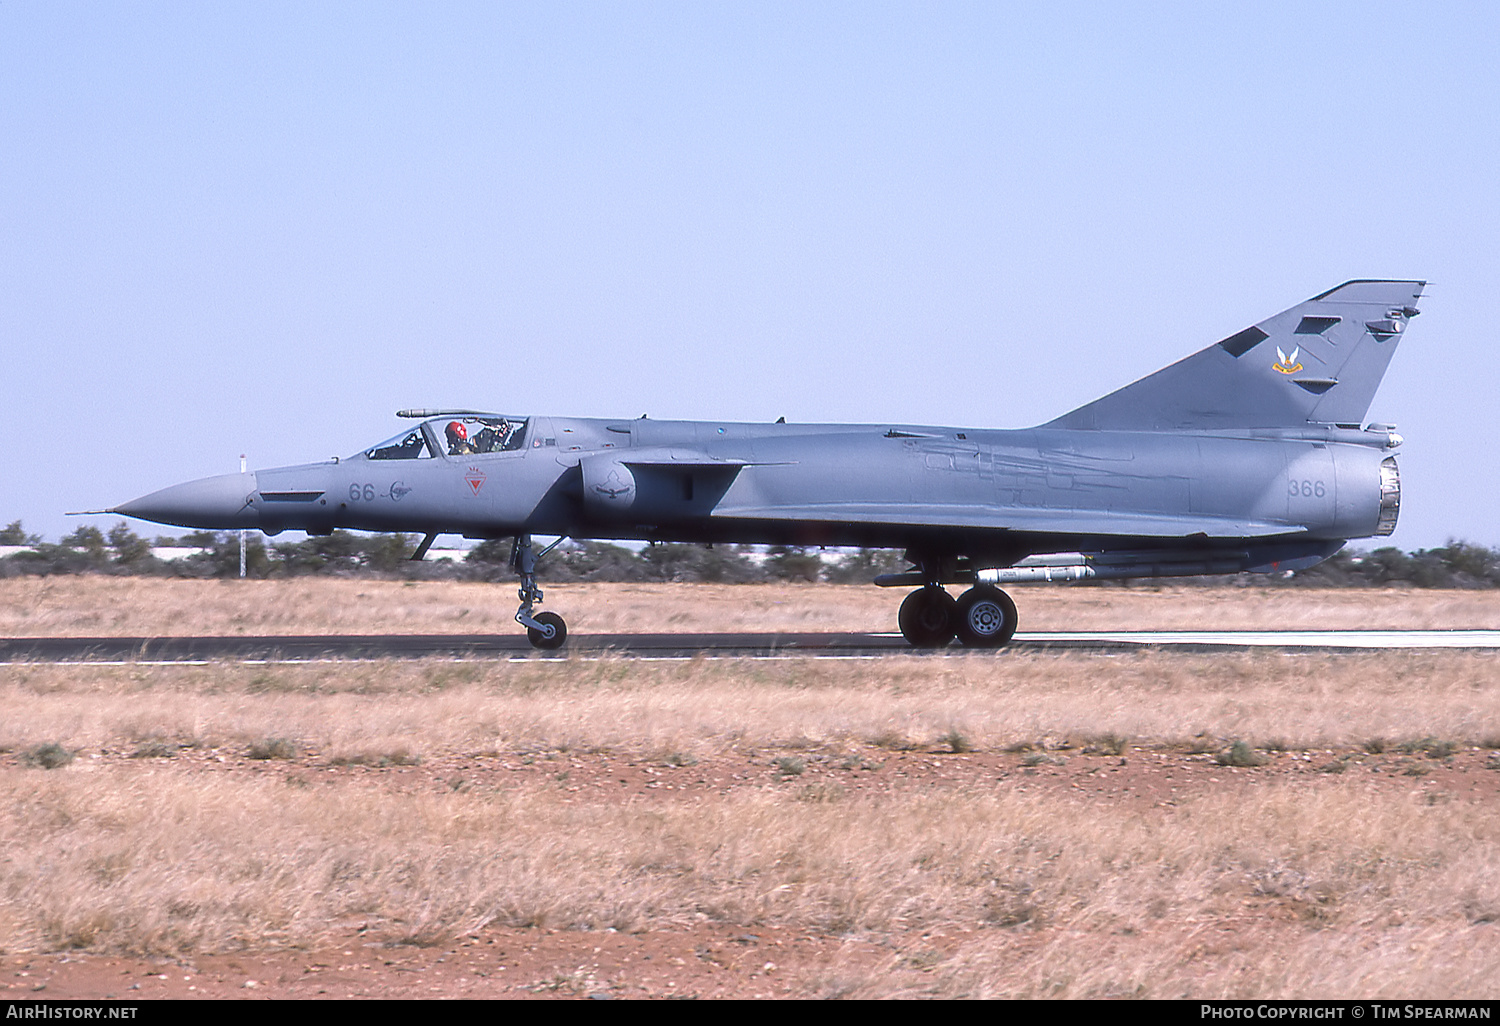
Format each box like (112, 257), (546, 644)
(1376, 457), (1400, 536)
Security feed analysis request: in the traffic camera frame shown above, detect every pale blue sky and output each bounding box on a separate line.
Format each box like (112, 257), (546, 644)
(3, 1), (1496, 549)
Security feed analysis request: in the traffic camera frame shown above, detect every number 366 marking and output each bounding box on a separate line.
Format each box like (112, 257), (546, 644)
(1288, 479), (1326, 498)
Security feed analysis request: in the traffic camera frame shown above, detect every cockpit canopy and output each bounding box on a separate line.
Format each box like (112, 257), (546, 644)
(365, 428), (431, 461)
(363, 416), (529, 460)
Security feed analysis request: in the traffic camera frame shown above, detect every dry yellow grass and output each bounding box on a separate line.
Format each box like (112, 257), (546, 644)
(3, 580), (1500, 997)
(2, 651), (1499, 756)
(3, 577), (1499, 637)
(3, 752), (1498, 998)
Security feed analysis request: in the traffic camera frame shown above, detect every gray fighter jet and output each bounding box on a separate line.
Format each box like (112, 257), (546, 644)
(105, 279), (1423, 649)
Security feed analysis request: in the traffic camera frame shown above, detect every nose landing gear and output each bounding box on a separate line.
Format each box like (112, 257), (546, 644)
(897, 583), (1017, 649)
(511, 534), (568, 650)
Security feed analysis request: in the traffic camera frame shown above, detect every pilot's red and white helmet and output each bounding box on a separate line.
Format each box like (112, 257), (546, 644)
(446, 421), (468, 442)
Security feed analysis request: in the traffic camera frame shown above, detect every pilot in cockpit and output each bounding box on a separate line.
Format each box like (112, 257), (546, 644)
(446, 421), (476, 455)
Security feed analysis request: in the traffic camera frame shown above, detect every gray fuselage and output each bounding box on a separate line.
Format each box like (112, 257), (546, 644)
(176, 415), (1398, 573)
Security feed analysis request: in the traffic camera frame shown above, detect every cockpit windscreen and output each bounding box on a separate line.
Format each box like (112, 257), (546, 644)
(364, 429), (433, 461)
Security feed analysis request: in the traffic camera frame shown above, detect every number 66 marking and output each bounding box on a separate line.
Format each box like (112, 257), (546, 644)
(1288, 479), (1326, 498)
(348, 483), (377, 501)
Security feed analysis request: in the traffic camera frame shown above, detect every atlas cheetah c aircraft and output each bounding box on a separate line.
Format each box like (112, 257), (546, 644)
(105, 279), (1423, 649)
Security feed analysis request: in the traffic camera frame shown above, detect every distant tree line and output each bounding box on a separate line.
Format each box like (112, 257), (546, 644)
(1284, 542), (1500, 589)
(3, 519), (1500, 588)
(0, 521), (416, 579)
(0, 520), (904, 583)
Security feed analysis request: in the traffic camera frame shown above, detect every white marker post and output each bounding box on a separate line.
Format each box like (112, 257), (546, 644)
(239, 454), (247, 579)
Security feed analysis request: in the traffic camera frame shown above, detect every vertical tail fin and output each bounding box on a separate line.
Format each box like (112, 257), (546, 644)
(1045, 280), (1426, 431)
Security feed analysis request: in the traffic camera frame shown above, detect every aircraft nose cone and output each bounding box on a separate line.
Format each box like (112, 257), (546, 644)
(115, 472), (260, 530)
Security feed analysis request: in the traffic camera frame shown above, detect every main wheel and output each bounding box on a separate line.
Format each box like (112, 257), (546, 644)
(954, 586), (1018, 648)
(526, 611), (568, 650)
(898, 587), (958, 647)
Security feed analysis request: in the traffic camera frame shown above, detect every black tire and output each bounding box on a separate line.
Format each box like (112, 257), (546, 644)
(898, 587), (958, 647)
(526, 611), (568, 650)
(954, 586), (1018, 648)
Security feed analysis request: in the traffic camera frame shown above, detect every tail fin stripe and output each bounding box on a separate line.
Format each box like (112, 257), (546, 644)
(1294, 379), (1337, 394)
(1218, 326), (1269, 358)
(1295, 316), (1340, 335)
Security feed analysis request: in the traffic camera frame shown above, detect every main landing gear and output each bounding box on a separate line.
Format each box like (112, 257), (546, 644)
(898, 584), (1017, 649)
(512, 534), (567, 650)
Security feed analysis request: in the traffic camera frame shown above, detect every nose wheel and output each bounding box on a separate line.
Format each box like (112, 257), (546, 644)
(525, 610), (567, 650)
(511, 534), (568, 650)
(897, 584), (1017, 649)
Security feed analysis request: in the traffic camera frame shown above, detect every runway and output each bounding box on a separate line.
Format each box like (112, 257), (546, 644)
(3, 629), (1499, 663)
